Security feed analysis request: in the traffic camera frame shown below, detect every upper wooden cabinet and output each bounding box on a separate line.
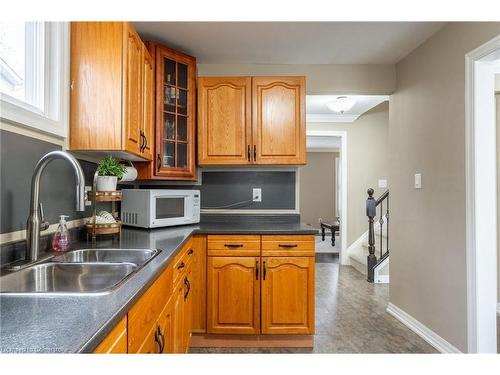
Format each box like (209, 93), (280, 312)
(136, 43), (197, 180)
(197, 76), (306, 165)
(197, 77), (252, 165)
(70, 22), (153, 161)
(253, 77), (306, 164)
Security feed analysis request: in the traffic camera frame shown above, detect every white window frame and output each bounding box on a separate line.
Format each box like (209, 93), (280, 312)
(0, 22), (70, 138)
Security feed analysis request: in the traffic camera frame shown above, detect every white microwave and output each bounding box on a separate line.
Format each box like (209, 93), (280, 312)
(121, 189), (200, 228)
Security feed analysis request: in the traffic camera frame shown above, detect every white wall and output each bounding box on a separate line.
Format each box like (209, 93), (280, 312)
(300, 152), (339, 228)
(198, 64), (396, 95)
(389, 22), (500, 352)
(308, 102), (389, 247)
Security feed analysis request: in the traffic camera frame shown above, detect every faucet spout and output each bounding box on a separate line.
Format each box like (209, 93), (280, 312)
(26, 151), (86, 262)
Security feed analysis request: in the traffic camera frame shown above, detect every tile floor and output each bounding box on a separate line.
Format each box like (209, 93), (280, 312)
(191, 254), (437, 353)
(315, 234), (341, 253)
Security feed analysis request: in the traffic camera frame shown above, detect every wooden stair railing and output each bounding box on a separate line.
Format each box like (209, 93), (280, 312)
(366, 188), (389, 283)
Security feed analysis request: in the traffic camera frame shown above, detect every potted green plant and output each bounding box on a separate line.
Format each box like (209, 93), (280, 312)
(96, 156), (126, 191)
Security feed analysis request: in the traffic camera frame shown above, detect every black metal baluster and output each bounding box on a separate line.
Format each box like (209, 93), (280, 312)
(379, 201), (381, 259)
(366, 189), (377, 282)
(386, 195), (389, 255)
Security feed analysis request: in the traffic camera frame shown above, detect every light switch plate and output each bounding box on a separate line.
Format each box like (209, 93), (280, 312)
(252, 188), (262, 202)
(414, 173), (422, 189)
(378, 179), (388, 188)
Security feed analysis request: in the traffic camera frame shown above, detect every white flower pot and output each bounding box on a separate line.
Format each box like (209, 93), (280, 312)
(96, 176), (118, 192)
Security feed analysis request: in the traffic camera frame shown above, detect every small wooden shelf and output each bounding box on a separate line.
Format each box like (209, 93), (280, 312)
(85, 220), (122, 235)
(88, 190), (122, 202)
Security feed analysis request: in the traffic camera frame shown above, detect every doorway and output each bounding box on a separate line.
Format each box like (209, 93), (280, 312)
(465, 34), (500, 353)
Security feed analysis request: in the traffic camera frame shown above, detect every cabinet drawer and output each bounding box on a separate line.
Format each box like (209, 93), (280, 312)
(207, 235), (261, 256)
(94, 316), (127, 354)
(261, 235), (315, 256)
(128, 265), (173, 353)
(173, 240), (194, 285)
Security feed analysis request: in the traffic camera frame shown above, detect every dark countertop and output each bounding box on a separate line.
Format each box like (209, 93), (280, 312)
(0, 220), (317, 353)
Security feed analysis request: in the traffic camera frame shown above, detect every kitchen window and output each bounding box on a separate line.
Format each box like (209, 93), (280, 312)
(0, 22), (69, 138)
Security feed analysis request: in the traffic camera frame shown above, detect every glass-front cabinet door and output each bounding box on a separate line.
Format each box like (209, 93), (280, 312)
(155, 45), (196, 180)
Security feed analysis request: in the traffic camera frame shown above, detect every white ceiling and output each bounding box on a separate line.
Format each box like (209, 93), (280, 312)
(307, 136), (341, 153)
(134, 22), (445, 64)
(307, 95), (389, 123)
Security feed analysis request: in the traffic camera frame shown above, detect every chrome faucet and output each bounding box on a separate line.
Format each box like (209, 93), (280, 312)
(26, 151), (86, 262)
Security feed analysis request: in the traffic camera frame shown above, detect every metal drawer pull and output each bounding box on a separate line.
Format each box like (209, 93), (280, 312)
(224, 244), (243, 248)
(177, 261), (185, 270)
(187, 249), (194, 255)
(255, 260), (259, 280)
(278, 244), (298, 248)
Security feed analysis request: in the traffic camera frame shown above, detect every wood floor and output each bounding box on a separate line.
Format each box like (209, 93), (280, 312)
(190, 254), (437, 353)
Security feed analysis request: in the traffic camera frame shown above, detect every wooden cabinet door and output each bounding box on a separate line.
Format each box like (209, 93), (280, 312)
(141, 47), (154, 161)
(123, 23), (143, 155)
(182, 269), (193, 352)
(261, 257), (315, 334)
(190, 235), (207, 333)
(171, 280), (185, 353)
(252, 77), (306, 164)
(94, 317), (127, 354)
(157, 298), (174, 354)
(207, 256), (260, 334)
(198, 77), (252, 165)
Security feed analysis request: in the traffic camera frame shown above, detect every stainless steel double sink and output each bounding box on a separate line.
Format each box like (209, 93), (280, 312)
(0, 249), (160, 294)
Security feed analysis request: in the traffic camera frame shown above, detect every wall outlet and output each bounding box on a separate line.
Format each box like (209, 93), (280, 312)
(252, 188), (262, 202)
(84, 186), (92, 206)
(414, 173), (422, 189)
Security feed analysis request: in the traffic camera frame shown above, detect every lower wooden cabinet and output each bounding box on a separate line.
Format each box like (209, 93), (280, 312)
(207, 256), (261, 334)
(171, 277), (186, 353)
(261, 257), (315, 334)
(206, 235), (315, 336)
(94, 317), (128, 354)
(94, 234), (314, 353)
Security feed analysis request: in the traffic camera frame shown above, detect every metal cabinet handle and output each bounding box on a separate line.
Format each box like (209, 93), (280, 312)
(157, 325), (165, 353)
(177, 261), (185, 270)
(247, 145), (251, 162)
(187, 249), (194, 255)
(224, 244), (243, 248)
(154, 326), (163, 354)
(184, 276), (191, 300)
(263, 261), (266, 280)
(278, 244), (298, 248)
(255, 260), (259, 280)
(139, 131), (144, 152)
(253, 145), (257, 161)
(157, 154), (161, 172)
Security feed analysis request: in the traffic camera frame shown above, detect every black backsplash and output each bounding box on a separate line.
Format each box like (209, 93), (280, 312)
(1, 130), (297, 236)
(0, 129), (97, 234)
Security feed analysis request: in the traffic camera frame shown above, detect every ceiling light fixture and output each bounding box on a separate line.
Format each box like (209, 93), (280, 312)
(326, 96), (357, 114)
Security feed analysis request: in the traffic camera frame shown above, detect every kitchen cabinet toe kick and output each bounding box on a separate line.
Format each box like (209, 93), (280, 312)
(190, 334), (314, 349)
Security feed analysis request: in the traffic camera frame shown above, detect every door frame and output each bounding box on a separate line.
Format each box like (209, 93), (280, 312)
(465, 34), (500, 353)
(306, 130), (348, 264)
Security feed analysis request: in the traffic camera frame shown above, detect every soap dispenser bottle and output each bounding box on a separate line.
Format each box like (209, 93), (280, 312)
(52, 215), (71, 252)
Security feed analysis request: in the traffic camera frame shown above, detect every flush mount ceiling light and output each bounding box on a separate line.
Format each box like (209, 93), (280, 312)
(326, 96), (357, 114)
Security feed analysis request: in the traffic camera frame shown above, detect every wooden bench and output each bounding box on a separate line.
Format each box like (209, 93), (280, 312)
(319, 220), (339, 246)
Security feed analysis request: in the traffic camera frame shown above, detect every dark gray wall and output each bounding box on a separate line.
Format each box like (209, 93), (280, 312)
(199, 171), (295, 210)
(0, 130), (297, 235)
(136, 171), (297, 210)
(0, 130), (97, 234)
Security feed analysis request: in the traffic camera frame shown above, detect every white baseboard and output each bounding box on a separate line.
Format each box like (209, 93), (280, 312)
(375, 274), (389, 284)
(386, 302), (462, 353)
